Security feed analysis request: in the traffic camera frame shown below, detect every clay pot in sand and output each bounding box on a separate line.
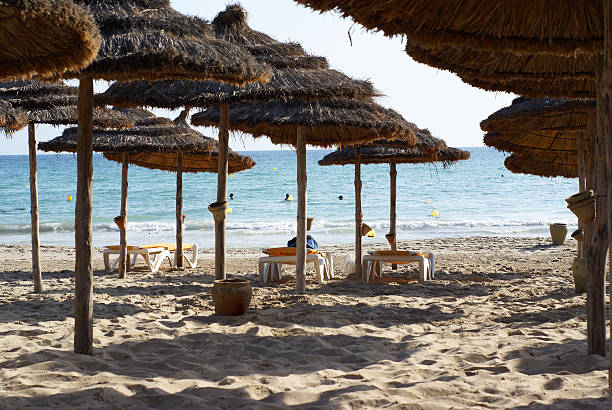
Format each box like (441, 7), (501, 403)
(211, 278), (252, 316)
(571, 257), (587, 294)
(549, 223), (568, 245)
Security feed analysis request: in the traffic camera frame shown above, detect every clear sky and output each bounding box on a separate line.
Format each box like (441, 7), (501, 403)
(1, 0), (516, 155)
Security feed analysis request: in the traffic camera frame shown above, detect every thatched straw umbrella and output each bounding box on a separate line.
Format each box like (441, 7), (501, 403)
(0, 0), (101, 80)
(296, 0), (612, 364)
(0, 100), (27, 133)
(0, 79), (134, 292)
(293, 1), (601, 56)
(504, 152), (577, 179)
(193, 99), (416, 290)
(95, 4), (379, 282)
(57, 0), (270, 355)
(319, 137), (469, 281)
(404, 41), (597, 99)
(39, 109), (255, 274)
(481, 98), (594, 178)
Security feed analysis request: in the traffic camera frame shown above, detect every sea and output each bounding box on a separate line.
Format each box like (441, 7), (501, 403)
(0, 147), (579, 249)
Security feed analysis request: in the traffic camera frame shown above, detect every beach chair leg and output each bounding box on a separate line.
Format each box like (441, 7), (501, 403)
(144, 253), (153, 272)
(275, 263), (283, 281)
(417, 256), (426, 282)
(111, 255), (120, 271)
(258, 261), (265, 284)
(376, 261), (382, 277)
(314, 258), (324, 284)
(365, 260), (372, 283)
(263, 263), (270, 284)
(103, 252), (111, 271)
(429, 253), (435, 279)
(185, 244), (198, 268)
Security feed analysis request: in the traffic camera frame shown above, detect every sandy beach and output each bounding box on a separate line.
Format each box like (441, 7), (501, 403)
(0, 236), (608, 409)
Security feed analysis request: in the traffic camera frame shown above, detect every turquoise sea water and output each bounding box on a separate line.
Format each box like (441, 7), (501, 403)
(0, 147), (578, 249)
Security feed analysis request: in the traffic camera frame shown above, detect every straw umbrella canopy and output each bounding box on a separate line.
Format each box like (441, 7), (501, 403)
(0, 79), (134, 293)
(482, 97), (594, 192)
(39, 108), (255, 275)
(294, 0), (612, 359)
(191, 99), (417, 147)
(0, 101), (27, 133)
(504, 152), (578, 179)
(94, 3), (380, 281)
(482, 97), (594, 155)
(0, 0), (101, 81)
(193, 99), (416, 290)
(319, 137), (469, 281)
(404, 41), (597, 99)
(292, 1), (602, 56)
(57, 0), (271, 355)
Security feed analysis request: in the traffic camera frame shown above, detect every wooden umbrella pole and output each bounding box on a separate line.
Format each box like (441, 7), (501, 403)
(576, 133), (586, 258)
(215, 104), (229, 280)
(74, 78), (94, 355)
(118, 153), (128, 278)
(28, 123), (42, 292)
(355, 147), (363, 282)
(295, 126), (307, 293)
(586, 58), (607, 357)
(603, 0), (612, 378)
(176, 152), (184, 269)
(390, 161), (398, 270)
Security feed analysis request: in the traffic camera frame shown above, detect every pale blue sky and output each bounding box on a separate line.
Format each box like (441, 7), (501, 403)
(1, 0), (515, 155)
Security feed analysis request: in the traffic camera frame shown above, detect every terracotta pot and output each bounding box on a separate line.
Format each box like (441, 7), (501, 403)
(361, 223), (372, 237)
(211, 278), (252, 316)
(307, 217), (314, 231)
(549, 223), (568, 245)
(567, 197), (596, 223)
(208, 201), (228, 222)
(113, 215), (126, 229)
(571, 257), (586, 294)
(385, 233), (396, 245)
(565, 190), (594, 206)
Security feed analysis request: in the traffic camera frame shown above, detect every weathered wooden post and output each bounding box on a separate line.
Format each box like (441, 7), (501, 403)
(74, 78), (94, 355)
(214, 104), (229, 280)
(355, 147), (364, 282)
(176, 153), (184, 268)
(118, 153), (129, 278)
(389, 161), (398, 269)
(296, 126), (307, 293)
(28, 123), (42, 292)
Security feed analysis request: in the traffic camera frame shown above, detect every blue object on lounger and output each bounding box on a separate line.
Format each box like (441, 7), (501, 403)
(287, 235), (318, 250)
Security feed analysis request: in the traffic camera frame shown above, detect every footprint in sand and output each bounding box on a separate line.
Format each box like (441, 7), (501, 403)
(543, 377), (564, 390)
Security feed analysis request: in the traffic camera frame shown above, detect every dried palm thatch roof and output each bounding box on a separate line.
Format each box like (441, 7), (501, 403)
(0, 0), (101, 81)
(293, 0), (602, 56)
(191, 99), (416, 148)
(39, 109), (254, 173)
(504, 152), (577, 179)
(0, 100), (27, 133)
(482, 97), (593, 154)
(63, 0), (270, 84)
(0, 80), (134, 128)
(212, 4), (327, 70)
(405, 41), (596, 99)
(96, 69), (378, 108)
(96, 4), (378, 109)
(367, 128), (446, 153)
(318, 145), (470, 167)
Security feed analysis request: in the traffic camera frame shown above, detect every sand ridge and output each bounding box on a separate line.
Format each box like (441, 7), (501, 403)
(0, 237), (608, 409)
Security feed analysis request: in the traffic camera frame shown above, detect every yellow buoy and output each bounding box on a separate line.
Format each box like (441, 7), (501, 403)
(286, 195), (293, 201)
(230, 174), (235, 178)
(274, 167), (277, 171)
(67, 195), (72, 201)
(431, 210), (439, 217)
(226, 207), (232, 214)
(367, 230), (375, 237)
